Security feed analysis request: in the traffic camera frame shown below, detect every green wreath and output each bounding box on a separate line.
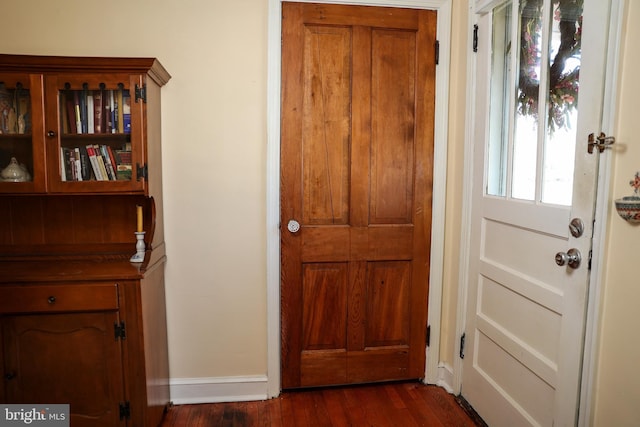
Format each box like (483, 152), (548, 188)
(517, 0), (583, 132)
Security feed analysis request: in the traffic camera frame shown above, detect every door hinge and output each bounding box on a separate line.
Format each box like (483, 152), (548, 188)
(473, 24), (479, 52)
(459, 333), (466, 359)
(119, 401), (131, 420)
(136, 163), (148, 181)
(135, 84), (147, 103)
(114, 322), (126, 340)
(435, 40), (440, 65)
(426, 325), (431, 347)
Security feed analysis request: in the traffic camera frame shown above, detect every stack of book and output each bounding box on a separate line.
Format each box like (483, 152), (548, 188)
(60, 88), (131, 135)
(60, 144), (132, 182)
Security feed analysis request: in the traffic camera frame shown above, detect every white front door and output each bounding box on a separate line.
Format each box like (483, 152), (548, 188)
(462, 0), (612, 425)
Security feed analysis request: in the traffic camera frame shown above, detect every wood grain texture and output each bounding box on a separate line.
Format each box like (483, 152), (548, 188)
(0, 195), (151, 252)
(281, 3), (436, 388)
(0, 54), (170, 86)
(302, 25), (351, 226)
(2, 312), (124, 427)
(161, 382), (483, 427)
(370, 29), (416, 225)
(0, 283), (118, 314)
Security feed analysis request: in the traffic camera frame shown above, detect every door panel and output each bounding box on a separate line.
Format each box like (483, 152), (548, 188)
(300, 263), (349, 386)
(281, 2), (436, 388)
(364, 261), (411, 348)
(3, 312), (124, 427)
(301, 25), (351, 226)
(302, 263), (348, 352)
(370, 30), (416, 225)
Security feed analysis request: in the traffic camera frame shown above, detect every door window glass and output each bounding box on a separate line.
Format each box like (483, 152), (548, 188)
(487, 0), (583, 206)
(486, 3), (512, 198)
(541, 1), (581, 205)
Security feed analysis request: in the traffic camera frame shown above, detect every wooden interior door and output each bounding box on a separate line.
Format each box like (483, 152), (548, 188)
(280, 2), (436, 388)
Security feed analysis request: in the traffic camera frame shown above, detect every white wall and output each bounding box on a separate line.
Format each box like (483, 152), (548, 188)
(0, 0), (269, 381)
(440, 0), (469, 370)
(592, 1), (640, 424)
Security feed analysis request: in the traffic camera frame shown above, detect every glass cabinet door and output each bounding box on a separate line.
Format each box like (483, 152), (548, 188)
(45, 74), (145, 193)
(0, 74), (46, 193)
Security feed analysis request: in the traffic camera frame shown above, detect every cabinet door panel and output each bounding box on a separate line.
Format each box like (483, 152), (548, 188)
(0, 73), (46, 193)
(2, 312), (125, 427)
(44, 74), (145, 194)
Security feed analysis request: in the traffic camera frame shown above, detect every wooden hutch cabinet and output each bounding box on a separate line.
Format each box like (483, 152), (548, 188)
(0, 54), (171, 427)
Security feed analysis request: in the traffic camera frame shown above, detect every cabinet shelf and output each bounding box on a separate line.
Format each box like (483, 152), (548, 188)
(60, 133), (131, 141)
(0, 134), (32, 140)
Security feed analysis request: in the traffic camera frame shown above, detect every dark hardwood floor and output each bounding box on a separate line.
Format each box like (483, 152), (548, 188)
(161, 381), (484, 426)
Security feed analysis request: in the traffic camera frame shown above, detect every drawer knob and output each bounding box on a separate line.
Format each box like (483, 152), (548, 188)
(47, 296), (56, 304)
(5, 372), (15, 380)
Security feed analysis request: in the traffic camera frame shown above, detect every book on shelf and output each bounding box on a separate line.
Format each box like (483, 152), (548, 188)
(62, 147), (79, 181)
(94, 145), (109, 180)
(104, 98), (112, 134)
(79, 90), (88, 134)
(85, 145), (103, 181)
(60, 144), (134, 182)
(69, 149), (77, 181)
(99, 145), (116, 180)
(60, 147), (65, 181)
(86, 92), (94, 134)
(109, 91), (116, 134)
(115, 89), (124, 133)
(73, 147), (83, 181)
(78, 146), (92, 181)
(93, 90), (104, 133)
(60, 88), (136, 135)
(106, 146), (119, 176)
(115, 149), (132, 180)
(116, 164), (132, 181)
(122, 90), (131, 134)
(60, 147), (73, 181)
(73, 92), (82, 134)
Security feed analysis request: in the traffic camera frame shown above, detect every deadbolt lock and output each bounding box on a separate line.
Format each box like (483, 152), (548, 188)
(569, 218), (584, 238)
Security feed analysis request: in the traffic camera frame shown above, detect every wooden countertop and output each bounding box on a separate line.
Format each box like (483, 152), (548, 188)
(0, 256), (165, 283)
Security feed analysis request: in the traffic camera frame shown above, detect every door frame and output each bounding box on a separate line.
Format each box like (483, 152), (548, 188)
(454, 0), (626, 424)
(266, 0), (453, 397)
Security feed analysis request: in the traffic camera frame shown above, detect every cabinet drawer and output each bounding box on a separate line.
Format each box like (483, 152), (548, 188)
(0, 284), (119, 314)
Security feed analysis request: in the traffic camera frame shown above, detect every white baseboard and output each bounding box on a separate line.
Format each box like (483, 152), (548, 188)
(435, 362), (455, 394)
(171, 365), (455, 405)
(170, 375), (269, 405)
